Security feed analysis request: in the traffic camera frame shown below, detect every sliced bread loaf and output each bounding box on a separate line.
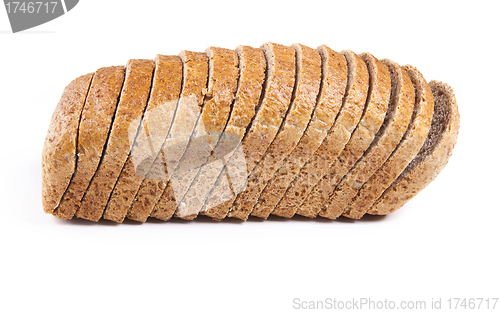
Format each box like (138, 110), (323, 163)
(297, 53), (391, 218)
(204, 42), (296, 220)
(102, 55), (183, 223)
(200, 45), (267, 221)
(343, 65), (434, 219)
(253, 46), (347, 219)
(145, 51), (209, 221)
(368, 81), (459, 215)
(42, 73), (93, 215)
(271, 50), (369, 218)
(176, 47), (239, 220)
(76, 60), (155, 222)
(52, 67), (125, 219)
(229, 43), (321, 220)
(320, 59), (415, 219)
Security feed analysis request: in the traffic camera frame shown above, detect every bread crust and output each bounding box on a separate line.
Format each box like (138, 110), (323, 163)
(229, 43), (322, 220)
(102, 55), (183, 223)
(76, 60), (155, 222)
(271, 50), (369, 218)
(298, 53), (391, 218)
(368, 81), (459, 215)
(343, 65), (434, 219)
(148, 51), (209, 221)
(170, 47), (240, 220)
(201, 45), (266, 221)
(42, 73), (93, 214)
(52, 67), (125, 219)
(255, 46), (347, 219)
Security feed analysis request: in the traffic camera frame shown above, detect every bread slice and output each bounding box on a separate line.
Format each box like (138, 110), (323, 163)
(172, 47), (240, 220)
(142, 51), (209, 221)
(42, 72), (93, 215)
(271, 50), (369, 218)
(200, 42), (296, 220)
(200, 45), (266, 221)
(75, 60), (155, 222)
(253, 46), (347, 219)
(343, 65), (434, 219)
(51, 67), (125, 219)
(297, 53), (391, 218)
(320, 59), (415, 219)
(368, 81), (459, 215)
(228, 43), (321, 220)
(101, 55), (183, 223)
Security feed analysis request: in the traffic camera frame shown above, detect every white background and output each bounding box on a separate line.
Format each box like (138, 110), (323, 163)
(0, 1), (499, 312)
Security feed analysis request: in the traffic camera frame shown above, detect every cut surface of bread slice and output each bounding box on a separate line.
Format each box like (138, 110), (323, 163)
(146, 51), (209, 221)
(42, 73), (93, 215)
(52, 67), (125, 219)
(320, 59), (415, 219)
(200, 45), (267, 221)
(271, 50), (369, 218)
(173, 47), (240, 220)
(343, 65), (434, 219)
(102, 55), (183, 223)
(228, 43), (321, 220)
(297, 53), (391, 218)
(253, 45), (347, 219)
(203, 42), (296, 220)
(368, 81), (459, 215)
(76, 60), (155, 222)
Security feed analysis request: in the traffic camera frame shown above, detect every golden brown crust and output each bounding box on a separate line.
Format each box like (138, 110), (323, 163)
(52, 67), (125, 219)
(232, 43), (322, 220)
(272, 50), (369, 218)
(76, 59), (155, 222)
(201, 45), (266, 220)
(42, 73), (93, 214)
(103, 55), (183, 223)
(216, 42), (296, 220)
(368, 81), (459, 215)
(298, 53), (391, 218)
(149, 51), (209, 221)
(343, 65), (434, 219)
(267, 46), (347, 218)
(320, 59), (415, 219)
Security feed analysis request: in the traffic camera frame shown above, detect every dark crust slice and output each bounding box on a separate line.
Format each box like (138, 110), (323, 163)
(343, 65), (434, 219)
(256, 46), (347, 219)
(200, 45), (266, 221)
(320, 59), (415, 219)
(76, 60), (155, 222)
(52, 67), (125, 219)
(102, 55), (183, 223)
(42, 73), (93, 215)
(368, 81), (459, 215)
(271, 50), (369, 218)
(297, 53), (391, 218)
(231, 43), (322, 220)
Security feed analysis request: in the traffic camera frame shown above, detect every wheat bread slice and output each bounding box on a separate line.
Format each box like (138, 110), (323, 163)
(75, 60), (155, 221)
(343, 65), (434, 219)
(200, 46), (266, 221)
(271, 50), (369, 218)
(297, 53), (391, 218)
(139, 51), (208, 221)
(320, 59), (415, 219)
(101, 55), (183, 223)
(228, 43), (321, 220)
(172, 47), (240, 220)
(253, 46), (347, 219)
(368, 81), (459, 215)
(51, 67), (125, 219)
(199, 42), (296, 221)
(42, 73), (93, 215)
